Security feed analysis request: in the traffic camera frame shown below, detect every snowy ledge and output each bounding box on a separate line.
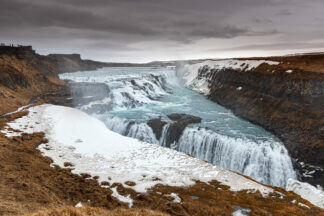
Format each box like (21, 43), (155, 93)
(181, 59), (280, 95)
(1, 104), (278, 205)
(286, 178), (324, 208)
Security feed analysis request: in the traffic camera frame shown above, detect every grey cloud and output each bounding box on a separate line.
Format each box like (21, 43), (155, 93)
(83, 41), (139, 51)
(252, 18), (273, 24)
(275, 9), (292, 16)
(0, 0), (280, 43)
(0, 0), (157, 36)
(190, 25), (250, 39)
(0, 0), (323, 61)
(211, 42), (324, 51)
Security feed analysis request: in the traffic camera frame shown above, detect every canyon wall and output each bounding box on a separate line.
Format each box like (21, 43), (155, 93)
(182, 55), (324, 186)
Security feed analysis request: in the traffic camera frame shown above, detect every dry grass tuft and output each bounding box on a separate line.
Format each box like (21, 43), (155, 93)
(26, 206), (169, 216)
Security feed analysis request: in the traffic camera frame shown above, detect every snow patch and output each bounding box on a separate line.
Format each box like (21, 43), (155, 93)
(2, 104), (277, 206)
(298, 202), (310, 209)
(0, 104), (32, 118)
(111, 187), (133, 208)
(286, 70), (293, 73)
(286, 178), (324, 208)
(165, 193), (181, 203)
(232, 207), (251, 216)
(75, 202), (82, 208)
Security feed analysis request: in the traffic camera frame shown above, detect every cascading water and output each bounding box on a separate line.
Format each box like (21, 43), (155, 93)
(178, 127), (295, 186)
(105, 116), (159, 144)
(60, 66), (297, 187)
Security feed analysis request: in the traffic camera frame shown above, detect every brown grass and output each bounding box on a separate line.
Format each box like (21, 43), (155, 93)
(27, 207), (169, 216)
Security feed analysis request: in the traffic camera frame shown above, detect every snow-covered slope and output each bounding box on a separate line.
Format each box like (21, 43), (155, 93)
(181, 59), (279, 95)
(1, 104), (277, 206)
(286, 178), (324, 208)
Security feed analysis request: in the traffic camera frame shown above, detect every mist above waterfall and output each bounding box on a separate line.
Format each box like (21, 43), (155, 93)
(175, 61), (187, 79)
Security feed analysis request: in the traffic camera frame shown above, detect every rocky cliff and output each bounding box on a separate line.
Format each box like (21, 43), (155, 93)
(182, 54), (324, 187)
(0, 55), (66, 115)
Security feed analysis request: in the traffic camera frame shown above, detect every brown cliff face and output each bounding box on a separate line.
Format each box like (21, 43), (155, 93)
(0, 55), (66, 115)
(194, 54), (324, 186)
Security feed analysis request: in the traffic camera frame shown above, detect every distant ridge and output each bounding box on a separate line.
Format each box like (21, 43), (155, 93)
(0, 43), (152, 75)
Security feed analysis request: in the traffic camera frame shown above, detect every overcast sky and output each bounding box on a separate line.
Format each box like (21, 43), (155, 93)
(1, 0), (324, 62)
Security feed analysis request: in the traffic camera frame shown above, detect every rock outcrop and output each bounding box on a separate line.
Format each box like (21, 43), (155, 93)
(148, 113), (202, 148)
(165, 114), (201, 148)
(147, 118), (167, 140)
(0, 45), (36, 60)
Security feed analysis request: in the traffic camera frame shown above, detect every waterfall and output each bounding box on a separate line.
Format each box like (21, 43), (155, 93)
(60, 67), (297, 188)
(159, 124), (170, 147)
(104, 119), (296, 187)
(127, 123), (158, 144)
(103, 116), (159, 144)
(177, 127), (296, 187)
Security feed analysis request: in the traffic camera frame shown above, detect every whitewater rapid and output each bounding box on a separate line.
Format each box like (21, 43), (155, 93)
(60, 66), (297, 187)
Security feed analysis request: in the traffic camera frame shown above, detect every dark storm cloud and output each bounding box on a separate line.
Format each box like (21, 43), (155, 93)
(0, 0), (279, 41)
(0, 0), (323, 61)
(0, 0), (156, 35)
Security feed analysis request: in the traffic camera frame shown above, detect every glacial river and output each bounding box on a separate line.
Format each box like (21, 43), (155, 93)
(60, 67), (297, 187)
